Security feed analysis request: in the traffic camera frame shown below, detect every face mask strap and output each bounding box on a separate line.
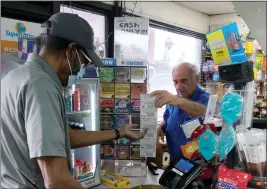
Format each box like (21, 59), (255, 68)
(76, 49), (84, 68)
(66, 53), (73, 75)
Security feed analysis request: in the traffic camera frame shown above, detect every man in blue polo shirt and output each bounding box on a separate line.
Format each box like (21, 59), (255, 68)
(151, 62), (209, 159)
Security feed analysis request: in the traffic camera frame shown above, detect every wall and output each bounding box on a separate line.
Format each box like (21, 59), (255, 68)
(209, 13), (250, 37)
(101, 1), (210, 34)
(209, 8), (266, 53)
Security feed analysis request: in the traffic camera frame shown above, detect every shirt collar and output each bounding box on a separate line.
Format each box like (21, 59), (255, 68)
(26, 53), (62, 89)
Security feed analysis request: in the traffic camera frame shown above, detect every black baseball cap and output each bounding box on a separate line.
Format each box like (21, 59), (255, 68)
(41, 12), (103, 67)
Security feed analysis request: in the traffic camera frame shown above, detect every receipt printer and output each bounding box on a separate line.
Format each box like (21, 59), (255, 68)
(159, 156), (203, 189)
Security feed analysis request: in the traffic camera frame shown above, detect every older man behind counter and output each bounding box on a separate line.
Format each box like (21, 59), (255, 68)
(151, 62), (210, 159)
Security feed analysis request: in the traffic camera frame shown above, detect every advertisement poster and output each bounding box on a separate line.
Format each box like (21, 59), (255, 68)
(114, 17), (149, 65)
(206, 22), (247, 65)
(1, 17), (40, 53)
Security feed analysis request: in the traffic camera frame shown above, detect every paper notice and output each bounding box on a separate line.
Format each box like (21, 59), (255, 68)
(140, 94), (157, 157)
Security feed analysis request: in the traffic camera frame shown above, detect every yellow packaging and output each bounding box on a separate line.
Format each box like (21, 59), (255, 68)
(101, 170), (131, 188)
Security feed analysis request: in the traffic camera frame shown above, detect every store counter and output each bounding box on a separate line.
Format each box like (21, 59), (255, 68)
(94, 169), (164, 189)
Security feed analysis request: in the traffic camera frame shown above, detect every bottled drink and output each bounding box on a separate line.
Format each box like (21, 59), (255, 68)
(73, 88), (80, 111)
(65, 89), (73, 112)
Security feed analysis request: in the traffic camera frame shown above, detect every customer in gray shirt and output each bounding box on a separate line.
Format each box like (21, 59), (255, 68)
(1, 13), (147, 189)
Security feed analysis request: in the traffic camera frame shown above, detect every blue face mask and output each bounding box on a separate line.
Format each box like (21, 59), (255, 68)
(199, 129), (218, 161)
(218, 125), (236, 159)
(220, 92), (243, 125)
(67, 50), (86, 87)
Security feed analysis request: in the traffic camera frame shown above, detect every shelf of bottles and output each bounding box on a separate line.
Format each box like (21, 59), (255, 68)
(64, 78), (101, 188)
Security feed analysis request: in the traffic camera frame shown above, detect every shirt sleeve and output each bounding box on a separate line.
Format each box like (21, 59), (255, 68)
(162, 105), (170, 132)
(198, 93), (210, 107)
(23, 78), (67, 159)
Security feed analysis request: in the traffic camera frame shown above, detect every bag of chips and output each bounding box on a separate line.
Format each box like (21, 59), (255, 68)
(215, 164), (251, 189)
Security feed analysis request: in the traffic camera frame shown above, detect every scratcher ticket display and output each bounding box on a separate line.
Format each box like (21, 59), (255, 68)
(215, 164), (251, 189)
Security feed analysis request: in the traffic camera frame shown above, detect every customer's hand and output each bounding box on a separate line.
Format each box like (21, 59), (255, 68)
(119, 124), (149, 141)
(150, 90), (178, 108)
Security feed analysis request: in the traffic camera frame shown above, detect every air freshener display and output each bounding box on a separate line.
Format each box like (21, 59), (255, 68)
(99, 60), (147, 161)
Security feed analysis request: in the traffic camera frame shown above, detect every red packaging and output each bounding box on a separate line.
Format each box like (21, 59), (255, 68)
(73, 88), (80, 111)
(216, 164), (252, 189)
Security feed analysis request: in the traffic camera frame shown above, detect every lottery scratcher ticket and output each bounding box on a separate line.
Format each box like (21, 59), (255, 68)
(140, 94), (157, 157)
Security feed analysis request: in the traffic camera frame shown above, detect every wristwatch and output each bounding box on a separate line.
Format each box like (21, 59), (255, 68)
(114, 128), (120, 140)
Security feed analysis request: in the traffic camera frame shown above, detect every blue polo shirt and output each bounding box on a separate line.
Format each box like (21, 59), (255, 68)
(162, 86), (209, 159)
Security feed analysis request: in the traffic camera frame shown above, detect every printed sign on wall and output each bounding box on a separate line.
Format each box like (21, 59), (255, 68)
(206, 22), (247, 65)
(114, 17), (149, 66)
(1, 17), (40, 53)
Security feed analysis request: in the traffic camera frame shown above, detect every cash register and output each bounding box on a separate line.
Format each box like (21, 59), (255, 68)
(159, 156), (203, 189)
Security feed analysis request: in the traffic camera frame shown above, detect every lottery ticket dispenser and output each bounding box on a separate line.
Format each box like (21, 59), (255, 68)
(159, 156), (203, 189)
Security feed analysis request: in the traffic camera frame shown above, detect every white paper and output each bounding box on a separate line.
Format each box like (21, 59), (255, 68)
(140, 94), (157, 157)
(247, 144), (259, 163)
(180, 119), (201, 138)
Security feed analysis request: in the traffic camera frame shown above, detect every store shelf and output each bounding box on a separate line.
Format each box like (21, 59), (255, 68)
(67, 110), (91, 115)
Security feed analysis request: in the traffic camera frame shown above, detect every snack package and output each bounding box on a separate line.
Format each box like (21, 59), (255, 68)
(215, 164), (251, 189)
(180, 141), (199, 159)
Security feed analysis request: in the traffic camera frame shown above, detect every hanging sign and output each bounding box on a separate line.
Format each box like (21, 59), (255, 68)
(206, 22), (247, 65)
(114, 17), (149, 35)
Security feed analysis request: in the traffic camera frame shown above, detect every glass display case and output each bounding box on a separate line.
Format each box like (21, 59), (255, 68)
(65, 78), (101, 188)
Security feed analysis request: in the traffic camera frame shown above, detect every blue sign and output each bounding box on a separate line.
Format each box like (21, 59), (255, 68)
(100, 58), (117, 67)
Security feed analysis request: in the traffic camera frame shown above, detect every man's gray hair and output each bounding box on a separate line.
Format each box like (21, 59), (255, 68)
(172, 62), (199, 77)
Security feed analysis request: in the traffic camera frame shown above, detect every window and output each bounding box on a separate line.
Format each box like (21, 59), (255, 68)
(60, 5), (106, 57)
(147, 27), (202, 121)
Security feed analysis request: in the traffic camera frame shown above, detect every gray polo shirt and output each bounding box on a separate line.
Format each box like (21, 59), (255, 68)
(1, 53), (71, 189)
